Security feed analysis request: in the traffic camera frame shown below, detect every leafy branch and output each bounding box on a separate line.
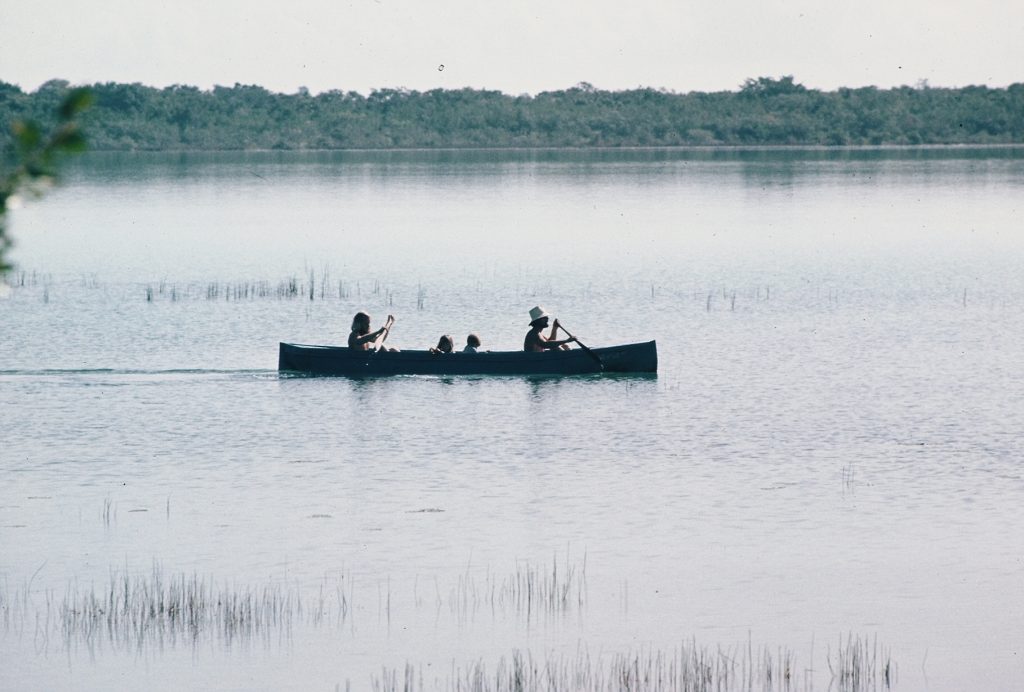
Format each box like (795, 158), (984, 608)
(1, 87), (92, 273)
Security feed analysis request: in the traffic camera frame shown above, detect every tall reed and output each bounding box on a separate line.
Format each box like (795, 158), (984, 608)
(374, 635), (893, 692)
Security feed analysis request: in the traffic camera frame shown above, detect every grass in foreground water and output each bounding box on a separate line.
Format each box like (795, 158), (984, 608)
(372, 637), (895, 692)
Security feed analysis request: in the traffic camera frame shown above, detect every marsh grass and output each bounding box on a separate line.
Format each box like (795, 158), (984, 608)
(374, 635), (893, 692)
(101, 496), (115, 526)
(2, 567), (894, 691)
(56, 567), (304, 651)
(444, 555), (586, 623)
(827, 633), (896, 691)
(135, 266), (396, 305)
(373, 643), (796, 692)
(3, 557), (586, 651)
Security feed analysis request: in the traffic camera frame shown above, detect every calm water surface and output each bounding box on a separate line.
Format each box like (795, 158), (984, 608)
(2, 148), (1023, 690)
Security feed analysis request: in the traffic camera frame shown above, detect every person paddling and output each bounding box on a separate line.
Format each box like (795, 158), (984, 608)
(348, 311), (394, 350)
(523, 306), (576, 352)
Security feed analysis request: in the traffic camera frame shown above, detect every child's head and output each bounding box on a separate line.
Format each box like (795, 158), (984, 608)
(437, 334), (454, 353)
(466, 333), (481, 348)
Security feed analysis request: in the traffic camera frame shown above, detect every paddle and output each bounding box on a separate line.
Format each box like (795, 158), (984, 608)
(372, 315), (395, 351)
(555, 321), (604, 371)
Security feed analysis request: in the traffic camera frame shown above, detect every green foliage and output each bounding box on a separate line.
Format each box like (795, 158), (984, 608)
(2, 77), (1021, 158)
(740, 75), (807, 96)
(1, 87), (92, 273)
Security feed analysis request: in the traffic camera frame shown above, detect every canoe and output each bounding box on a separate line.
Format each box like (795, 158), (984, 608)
(278, 340), (657, 377)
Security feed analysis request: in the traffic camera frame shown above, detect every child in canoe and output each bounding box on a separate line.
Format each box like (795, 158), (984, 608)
(462, 334), (481, 353)
(429, 334), (454, 354)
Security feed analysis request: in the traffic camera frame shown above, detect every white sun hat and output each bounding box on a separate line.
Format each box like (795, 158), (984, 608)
(528, 306), (550, 324)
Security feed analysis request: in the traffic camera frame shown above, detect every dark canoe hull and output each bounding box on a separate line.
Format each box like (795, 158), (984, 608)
(278, 340), (657, 377)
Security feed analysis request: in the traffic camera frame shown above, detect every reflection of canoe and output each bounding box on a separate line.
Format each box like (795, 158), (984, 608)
(278, 340), (657, 377)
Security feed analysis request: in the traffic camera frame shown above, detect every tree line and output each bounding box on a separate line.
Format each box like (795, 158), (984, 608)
(2, 76), (1023, 151)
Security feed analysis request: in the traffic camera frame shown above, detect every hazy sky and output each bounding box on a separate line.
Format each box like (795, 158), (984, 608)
(3, 0), (1021, 95)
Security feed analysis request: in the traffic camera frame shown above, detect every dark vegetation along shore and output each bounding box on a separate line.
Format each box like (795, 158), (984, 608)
(2, 76), (1022, 151)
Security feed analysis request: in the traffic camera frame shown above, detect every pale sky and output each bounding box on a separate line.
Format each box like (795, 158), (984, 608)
(2, 0), (1021, 95)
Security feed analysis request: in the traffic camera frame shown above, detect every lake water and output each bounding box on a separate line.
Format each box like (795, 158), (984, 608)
(2, 148), (1023, 691)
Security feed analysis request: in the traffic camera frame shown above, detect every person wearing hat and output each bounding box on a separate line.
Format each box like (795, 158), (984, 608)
(524, 306), (577, 352)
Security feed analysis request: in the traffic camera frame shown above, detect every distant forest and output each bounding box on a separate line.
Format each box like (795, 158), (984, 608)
(2, 76), (1023, 150)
